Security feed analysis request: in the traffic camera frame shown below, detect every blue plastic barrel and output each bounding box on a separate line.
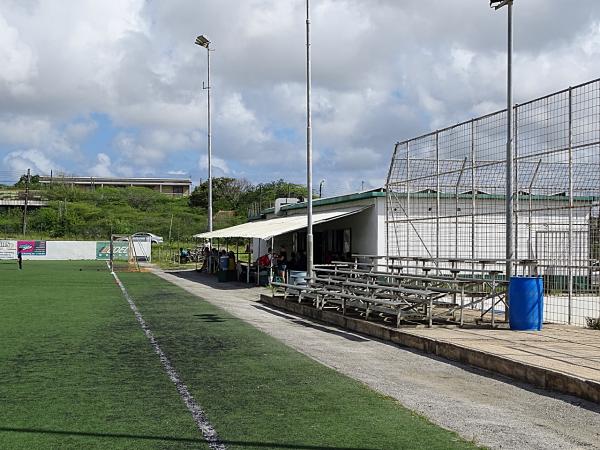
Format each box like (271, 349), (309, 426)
(289, 270), (307, 286)
(509, 277), (544, 331)
(219, 256), (229, 271)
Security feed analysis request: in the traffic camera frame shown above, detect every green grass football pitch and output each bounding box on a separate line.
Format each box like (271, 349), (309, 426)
(0, 261), (480, 450)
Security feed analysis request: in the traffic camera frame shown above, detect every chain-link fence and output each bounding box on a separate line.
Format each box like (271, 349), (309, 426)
(386, 77), (600, 327)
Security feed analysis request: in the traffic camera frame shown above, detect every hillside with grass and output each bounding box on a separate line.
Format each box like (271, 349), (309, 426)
(0, 177), (308, 242)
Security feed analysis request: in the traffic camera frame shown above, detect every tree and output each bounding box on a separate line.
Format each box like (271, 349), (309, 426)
(189, 177), (252, 212)
(190, 177), (308, 217)
(14, 174), (40, 188)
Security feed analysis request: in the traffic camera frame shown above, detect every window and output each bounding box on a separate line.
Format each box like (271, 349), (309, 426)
(326, 228), (351, 258)
(293, 231), (307, 253)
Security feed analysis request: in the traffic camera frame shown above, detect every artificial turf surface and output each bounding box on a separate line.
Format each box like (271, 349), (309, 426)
(0, 261), (481, 449)
(0, 261), (205, 449)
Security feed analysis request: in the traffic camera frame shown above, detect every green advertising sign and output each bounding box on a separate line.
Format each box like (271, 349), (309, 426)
(96, 241), (129, 260)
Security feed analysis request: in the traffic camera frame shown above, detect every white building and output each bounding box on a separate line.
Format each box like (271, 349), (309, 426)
(197, 189), (387, 264)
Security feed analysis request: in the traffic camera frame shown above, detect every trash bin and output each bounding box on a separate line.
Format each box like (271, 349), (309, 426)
(509, 276), (544, 331)
(289, 270), (307, 286)
(217, 270), (228, 282)
(219, 256), (229, 271)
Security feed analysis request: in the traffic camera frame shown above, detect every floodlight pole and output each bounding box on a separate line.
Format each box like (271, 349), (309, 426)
(306, 0), (314, 278)
(196, 35), (213, 234)
(206, 45), (213, 233)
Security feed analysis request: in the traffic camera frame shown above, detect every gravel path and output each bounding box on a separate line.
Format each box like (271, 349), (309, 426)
(155, 270), (600, 450)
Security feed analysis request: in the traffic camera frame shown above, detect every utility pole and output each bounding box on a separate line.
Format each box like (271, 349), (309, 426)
(22, 168), (30, 235)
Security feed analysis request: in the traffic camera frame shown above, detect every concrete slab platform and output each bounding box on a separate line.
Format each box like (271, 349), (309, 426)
(260, 293), (600, 404)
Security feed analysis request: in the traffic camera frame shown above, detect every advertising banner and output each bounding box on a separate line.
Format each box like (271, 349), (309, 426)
(17, 240), (47, 256)
(0, 240), (17, 260)
(96, 241), (129, 260)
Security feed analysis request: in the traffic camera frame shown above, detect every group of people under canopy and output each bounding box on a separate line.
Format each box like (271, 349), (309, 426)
(198, 247), (237, 273)
(194, 241), (312, 284)
(257, 245), (307, 283)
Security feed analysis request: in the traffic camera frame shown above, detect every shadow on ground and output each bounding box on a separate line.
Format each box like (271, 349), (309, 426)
(0, 426), (380, 449)
(252, 304), (370, 343)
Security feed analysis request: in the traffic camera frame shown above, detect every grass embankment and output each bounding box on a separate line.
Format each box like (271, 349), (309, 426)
(0, 261), (205, 449)
(120, 271), (480, 450)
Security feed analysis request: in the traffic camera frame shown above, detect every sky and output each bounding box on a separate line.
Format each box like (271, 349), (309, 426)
(1, 0), (600, 195)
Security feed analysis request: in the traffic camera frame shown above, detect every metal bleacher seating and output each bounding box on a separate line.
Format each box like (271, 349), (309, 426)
(270, 255), (509, 328)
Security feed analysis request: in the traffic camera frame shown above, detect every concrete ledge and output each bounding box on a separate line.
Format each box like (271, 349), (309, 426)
(260, 294), (600, 404)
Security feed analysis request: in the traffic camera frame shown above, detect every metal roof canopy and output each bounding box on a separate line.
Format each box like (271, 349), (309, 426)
(194, 206), (372, 240)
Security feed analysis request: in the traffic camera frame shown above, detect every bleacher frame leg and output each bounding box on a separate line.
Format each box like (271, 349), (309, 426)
(428, 297), (433, 328)
(460, 286), (465, 327)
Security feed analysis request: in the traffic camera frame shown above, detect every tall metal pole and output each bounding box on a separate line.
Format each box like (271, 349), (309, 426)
(306, 0), (314, 278)
(207, 46), (213, 233)
(505, 1), (514, 281)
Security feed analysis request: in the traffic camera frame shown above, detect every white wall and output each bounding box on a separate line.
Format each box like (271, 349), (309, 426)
(27, 241), (98, 260)
(0, 240), (152, 261)
(248, 196), (386, 260)
(314, 204), (380, 256)
(132, 242), (152, 261)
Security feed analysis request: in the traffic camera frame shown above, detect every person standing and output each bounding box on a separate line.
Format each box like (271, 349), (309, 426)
(17, 249), (22, 270)
(277, 245), (288, 283)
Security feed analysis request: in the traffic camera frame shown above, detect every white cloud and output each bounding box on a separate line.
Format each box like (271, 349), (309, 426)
(3, 149), (59, 175)
(0, 12), (37, 93)
(217, 92), (270, 146)
(114, 133), (165, 166)
(65, 120), (97, 142)
(199, 155), (230, 176)
(88, 153), (114, 177)
(0, 116), (52, 147)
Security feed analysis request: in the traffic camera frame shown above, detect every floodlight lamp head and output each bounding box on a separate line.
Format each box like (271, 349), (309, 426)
(490, 0), (512, 9)
(195, 35), (211, 48)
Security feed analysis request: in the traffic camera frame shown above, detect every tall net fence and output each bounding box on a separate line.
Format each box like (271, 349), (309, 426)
(386, 78), (600, 327)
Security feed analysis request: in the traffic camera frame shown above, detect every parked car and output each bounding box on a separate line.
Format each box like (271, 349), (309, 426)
(130, 232), (164, 244)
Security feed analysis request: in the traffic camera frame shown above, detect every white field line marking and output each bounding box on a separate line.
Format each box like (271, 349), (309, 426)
(110, 268), (226, 450)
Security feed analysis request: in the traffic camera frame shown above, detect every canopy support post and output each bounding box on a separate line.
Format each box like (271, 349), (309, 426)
(270, 237), (274, 284)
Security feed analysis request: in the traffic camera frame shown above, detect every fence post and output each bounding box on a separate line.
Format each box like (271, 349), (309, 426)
(514, 105), (519, 262)
(406, 142), (411, 258)
(568, 87), (574, 325)
(471, 120), (476, 265)
(435, 131), (441, 270)
(385, 142), (401, 263)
